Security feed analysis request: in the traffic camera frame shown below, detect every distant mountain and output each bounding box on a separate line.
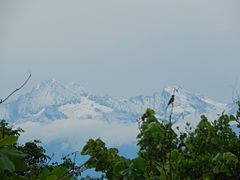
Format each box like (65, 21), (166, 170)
(0, 79), (236, 131)
(0, 79), (80, 122)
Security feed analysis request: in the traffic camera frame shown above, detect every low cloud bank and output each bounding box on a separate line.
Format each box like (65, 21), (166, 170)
(16, 119), (139, 150)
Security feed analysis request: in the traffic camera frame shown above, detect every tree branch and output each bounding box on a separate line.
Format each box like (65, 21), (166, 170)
(167, 87), (178, 180)
(0, 74), (31, 104)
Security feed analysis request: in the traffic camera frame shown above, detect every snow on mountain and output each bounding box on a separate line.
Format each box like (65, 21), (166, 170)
(59, 96), (113, 119)
(67, 82), (90, 97)
(0, 79), (80, 122)
(2, 79), (239, 151)
(86, 85), (229, 128)
(0, 80), (234, 129)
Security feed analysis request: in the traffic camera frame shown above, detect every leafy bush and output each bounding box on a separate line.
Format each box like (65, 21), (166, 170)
(82, 108), (240, 179)
(0, 104), (239, 179)
(0, 120), (71, 179)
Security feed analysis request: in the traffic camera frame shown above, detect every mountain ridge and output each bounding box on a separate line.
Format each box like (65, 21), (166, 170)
(0, 79), (233, 130)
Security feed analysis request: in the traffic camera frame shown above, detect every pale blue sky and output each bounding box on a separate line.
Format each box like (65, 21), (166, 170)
(0, 0), (240, 103)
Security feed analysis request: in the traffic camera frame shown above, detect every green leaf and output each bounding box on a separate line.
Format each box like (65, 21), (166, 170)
(0, 148), (27, 158)
(45, 175), (58, 180)
(229, 115), (236, 121)
(0, 135), (18, 147)
(40, 168), (51, 179)
(212, 153), (221, 162)
(81, 139), (94, 155)
(0, 148), (27, 171)
(132, 157), (146, 172)
(223, 152), (238, 164)
(0, 153), (15, 172)
(51, 166), (68, 177)
(156, 166), (167, 180)
(146, 108), (155, 116)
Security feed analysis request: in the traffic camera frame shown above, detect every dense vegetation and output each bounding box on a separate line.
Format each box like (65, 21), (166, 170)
(82, 106), (240, 179)
(0, 104), (240, 179)
(0, 120), (78, 179)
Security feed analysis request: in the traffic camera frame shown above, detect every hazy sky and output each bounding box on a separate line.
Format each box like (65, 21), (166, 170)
(1, 0), (240, 103)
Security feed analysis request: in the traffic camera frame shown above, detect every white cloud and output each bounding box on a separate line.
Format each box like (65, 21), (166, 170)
(16, 119), (139, 150)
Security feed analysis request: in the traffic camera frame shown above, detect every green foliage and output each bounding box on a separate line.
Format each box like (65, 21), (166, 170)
(1, 103), (240, 179)
(81, 107), (240, 179)
(0, 121), (27, 177)
(40, 166), (70, 180)
(137, 109), (177, 178)
(82, 138), (129, 179)
(0, 120), (72, 180)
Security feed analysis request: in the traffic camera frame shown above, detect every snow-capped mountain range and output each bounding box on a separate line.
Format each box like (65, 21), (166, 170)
(0, 79), (237, 130)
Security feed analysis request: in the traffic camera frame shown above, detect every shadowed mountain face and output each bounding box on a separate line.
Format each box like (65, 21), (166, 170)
(0, 79), (232, 127)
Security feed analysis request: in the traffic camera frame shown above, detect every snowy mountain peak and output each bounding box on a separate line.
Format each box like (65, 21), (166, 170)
(2, 79), (81, 120)
(158, 85), (227, 120)
(35, 79), (64, 90)
(0, 79), (233, 128)
(162, 85), (183, 94)
(29, 79), (80, 103)
(67, 82), (89, 97)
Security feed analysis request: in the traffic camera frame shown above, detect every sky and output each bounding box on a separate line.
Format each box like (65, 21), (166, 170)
(1, 0), (240, 103)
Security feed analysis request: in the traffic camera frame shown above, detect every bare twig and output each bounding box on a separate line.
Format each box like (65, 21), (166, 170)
(46, 153), (55, 166)
(57, 159), (89, 180)
(72, 151), (77, 173)
(168, 88), (178, 124)
(0, 74), (31, 104)
(166, 87), (178, 180)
